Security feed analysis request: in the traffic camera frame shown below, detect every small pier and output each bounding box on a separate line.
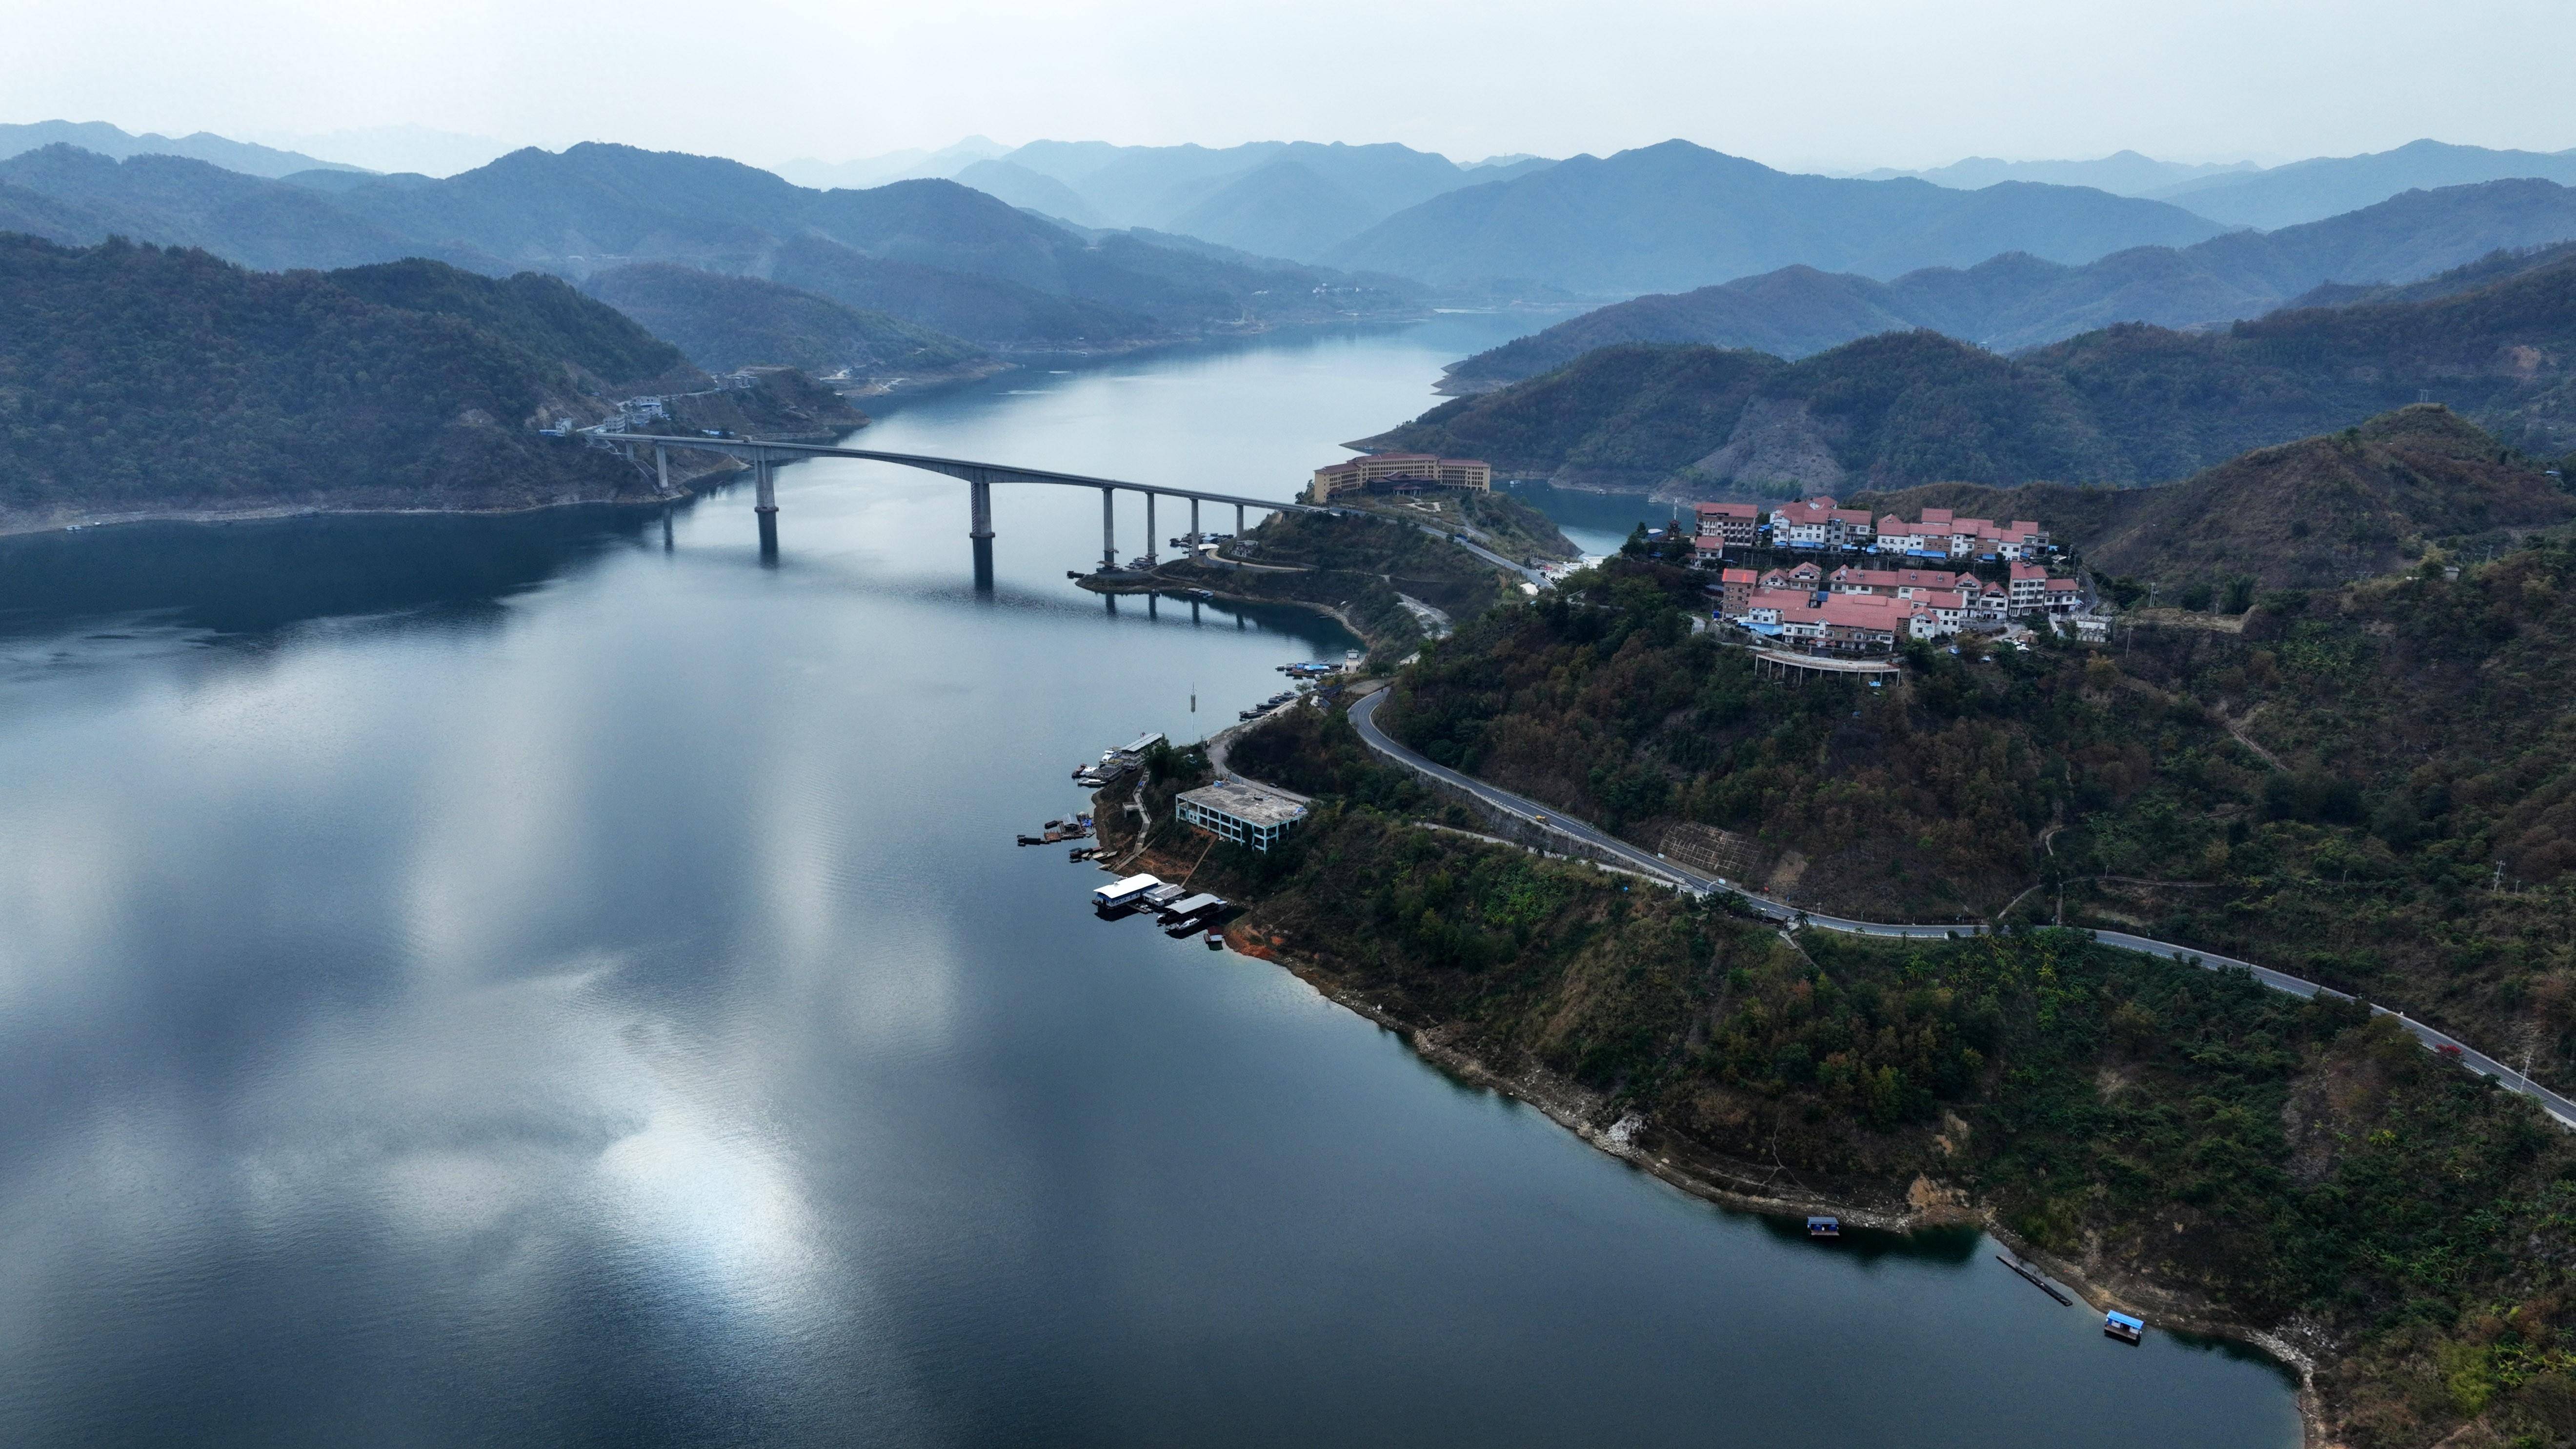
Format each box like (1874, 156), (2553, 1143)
(1995, 1254), (2072, 1305)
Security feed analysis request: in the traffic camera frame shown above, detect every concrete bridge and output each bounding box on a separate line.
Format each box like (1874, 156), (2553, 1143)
(592, 432), (1329, 571)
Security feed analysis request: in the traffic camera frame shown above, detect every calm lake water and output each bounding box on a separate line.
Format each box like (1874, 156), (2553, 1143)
(0, 315), (2301, 1447)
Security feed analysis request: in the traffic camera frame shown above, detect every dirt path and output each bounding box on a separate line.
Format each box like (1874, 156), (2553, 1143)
(2224, 705), (2284, 770)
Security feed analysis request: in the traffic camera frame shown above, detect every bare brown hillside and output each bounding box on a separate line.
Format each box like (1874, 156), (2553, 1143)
(1856, 406), (2574, 588)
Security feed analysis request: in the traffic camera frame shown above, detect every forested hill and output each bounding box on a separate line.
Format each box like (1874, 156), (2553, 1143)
(1441, 179), (2576, 390)
(0, 142), (1422, 353)
(326, 259), (687, 390)
(1855, 407), (2574, 590)
(0, 236), (769, 529)
(1359, 250), (2576, 496)
(581, 264), (988, 378)
(1337, 526), (2576, 1449)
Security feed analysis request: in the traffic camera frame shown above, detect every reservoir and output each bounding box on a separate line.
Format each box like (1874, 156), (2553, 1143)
(0, 316), (2301, 1447)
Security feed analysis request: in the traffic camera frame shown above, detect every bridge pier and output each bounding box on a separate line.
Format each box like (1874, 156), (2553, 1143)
(1101, 487), (1116, 572)
(753, 453), (778, 516)
(654, 445), (671, 496)
(1190, 497), (1200, 550)
(968, 474), (993, 540)
(1235, 503), (1245, 537)
(1145, 492), (1157, 566)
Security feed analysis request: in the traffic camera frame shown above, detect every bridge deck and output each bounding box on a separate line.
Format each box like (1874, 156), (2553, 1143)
(593, 432), (1329, 515)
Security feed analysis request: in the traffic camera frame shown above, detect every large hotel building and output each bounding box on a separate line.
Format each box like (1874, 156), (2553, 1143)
(1308, 453), (1492, 502)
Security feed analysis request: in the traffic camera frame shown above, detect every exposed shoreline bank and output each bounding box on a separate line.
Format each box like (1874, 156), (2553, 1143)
(0, 442), (772, 543)
(1240, 926), (2331, 1446)
(1102, 795), (2325, 1447)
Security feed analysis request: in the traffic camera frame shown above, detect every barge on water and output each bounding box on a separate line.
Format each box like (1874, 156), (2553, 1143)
(1806, 1216), (1840, 1239)
(2103, 1310), (2145, 1344)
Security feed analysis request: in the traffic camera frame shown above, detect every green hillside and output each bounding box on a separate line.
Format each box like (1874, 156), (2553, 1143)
(0, 142), (1424, 351)
(1854, 407), (2574, 589)
(329, 258), (686, 389)
(0, 236), (702, 527)
(1444, 180), (2576, 388)
(1365, 251), (2576, 497)
(582, 263), (986, 377)
(1367, 333), (2124, 493)
(1378, 514), (2576, 1117)
(1182, 517), (2576, 1445)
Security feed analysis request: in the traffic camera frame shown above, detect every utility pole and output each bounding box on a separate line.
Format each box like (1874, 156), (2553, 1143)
(2492, 859), (2506, 894)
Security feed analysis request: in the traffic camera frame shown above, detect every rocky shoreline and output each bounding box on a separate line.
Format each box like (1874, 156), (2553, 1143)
(0, 439), (782, 543)
(1240, 929), (2333, 1446)
(1102, 805), (2330, 1447)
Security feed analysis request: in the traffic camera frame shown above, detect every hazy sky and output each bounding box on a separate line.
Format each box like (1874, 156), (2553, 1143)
(6, 0), (2572, 173)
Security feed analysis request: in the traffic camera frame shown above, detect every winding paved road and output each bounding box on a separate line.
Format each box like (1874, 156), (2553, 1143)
(1399, 520), (1550, 586)
(1346, 688), (2576, 1129)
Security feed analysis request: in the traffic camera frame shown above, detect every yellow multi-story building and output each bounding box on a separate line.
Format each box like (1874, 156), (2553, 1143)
(1308, 453), (1492, 501)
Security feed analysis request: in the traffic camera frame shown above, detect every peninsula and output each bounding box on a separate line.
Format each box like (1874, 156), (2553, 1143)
(1100, 409), (2576, 1449)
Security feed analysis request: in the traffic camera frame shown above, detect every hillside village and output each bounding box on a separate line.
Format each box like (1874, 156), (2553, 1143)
(1688, 496), (2099, 651)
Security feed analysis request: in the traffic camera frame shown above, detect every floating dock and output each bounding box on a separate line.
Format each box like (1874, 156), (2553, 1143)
(1093, 874), (1161, 909)
(1995, 1254), (2072, 1305)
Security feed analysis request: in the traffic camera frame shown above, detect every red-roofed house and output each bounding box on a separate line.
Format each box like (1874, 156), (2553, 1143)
(1715, 567), (1759, 616)
(1758, 591), (1919, 652)
(1973, 578), (2011, 622)
(1769, 496), (1876, 549)
(2008, 562), (2050, 612)
(1829, 565), (1963, 598)
(1910, 589), (1971, 637)
(1694, 501), (1759, 548)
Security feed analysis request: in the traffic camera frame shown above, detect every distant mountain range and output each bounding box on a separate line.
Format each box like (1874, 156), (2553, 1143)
(1321, 141), (2232, 295)
(2149, 139), (2576, 229)
(1443, 179), (2576, 388)
(973, 140), (1551, 263)
(1853, 151), (2259, 195)
(0, 120), (361, 179)
(0, 142), (1424, 357)
(770, 138), (1012, 191)
(0, 146), (509, 273)
(1357, 245), (2576, 497)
